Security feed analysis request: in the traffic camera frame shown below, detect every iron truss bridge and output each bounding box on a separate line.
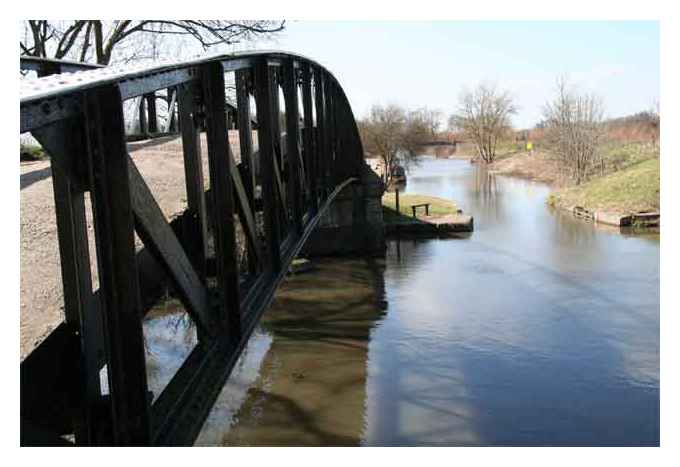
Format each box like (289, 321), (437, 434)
(20, 51), (369, 446)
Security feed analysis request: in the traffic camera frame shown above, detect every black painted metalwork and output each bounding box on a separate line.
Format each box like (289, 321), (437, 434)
(20, 56), (104, 76)
(20, 51), (366, 446)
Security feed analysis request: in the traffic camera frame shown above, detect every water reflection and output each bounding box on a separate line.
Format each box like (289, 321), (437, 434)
(468, 166), (505, 224)
(367, 158), (659, 445)
(365, 237), (658, 445)
(187, 157), (658, 446)
(143, 298), (197, 402)
(196, 258), (387, 446)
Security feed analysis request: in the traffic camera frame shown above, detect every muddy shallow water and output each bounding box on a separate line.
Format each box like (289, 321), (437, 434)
(145, 158), (659, 446)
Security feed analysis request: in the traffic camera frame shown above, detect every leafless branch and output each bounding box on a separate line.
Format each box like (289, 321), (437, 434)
(20, 20), (286, 65)
(449, 83), (516, 163)
(358, 104), (438, 185)
(542, 77), (606, 184)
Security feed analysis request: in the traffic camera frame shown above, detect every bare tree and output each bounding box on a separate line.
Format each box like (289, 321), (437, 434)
(414, 107), (443, 138)
(449, 83), (516, 163)
(403, 107), (442, 154)
(20, 20), (285, 65)
(358, 104), (436, 185)
(543, 77), (606, 184)
(359, 105), (406, 185)
(649, 99), (660, 148)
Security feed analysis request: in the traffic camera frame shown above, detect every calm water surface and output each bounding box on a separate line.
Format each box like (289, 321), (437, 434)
(149, 158), (659, 446)
(366, 158), (659, 446)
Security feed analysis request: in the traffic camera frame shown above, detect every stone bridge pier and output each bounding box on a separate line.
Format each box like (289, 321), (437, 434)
(303, 163), (385, 257)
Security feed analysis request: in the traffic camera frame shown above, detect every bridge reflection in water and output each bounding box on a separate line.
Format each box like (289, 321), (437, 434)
(188, 159), (659, 447)
(195, 258), (386, 446)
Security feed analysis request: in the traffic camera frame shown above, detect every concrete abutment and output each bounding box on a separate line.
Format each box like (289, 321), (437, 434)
(303, 164), (385, 257)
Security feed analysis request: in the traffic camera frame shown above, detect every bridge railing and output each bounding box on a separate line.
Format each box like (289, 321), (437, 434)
(20, 51), (367, 446)
(20, 56), (105, 76)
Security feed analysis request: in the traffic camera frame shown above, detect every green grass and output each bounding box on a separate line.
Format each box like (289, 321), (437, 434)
(382, 193), (458, 223)
(597, 141), (659, 175)
(549, 157), (659, 214)
(20, 144), (48, 161)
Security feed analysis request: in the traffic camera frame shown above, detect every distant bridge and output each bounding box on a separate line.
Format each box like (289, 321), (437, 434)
(422, 139), (463, 148)
(421, 140), (458, 147)
(20, 52), (383, 446)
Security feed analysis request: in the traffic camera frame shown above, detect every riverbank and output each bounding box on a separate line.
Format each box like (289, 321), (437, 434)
(335, 157), (660, 445)
(484, 142), (660, 228)
(547, 158), (660, 226)
(489, 151), (567, 186)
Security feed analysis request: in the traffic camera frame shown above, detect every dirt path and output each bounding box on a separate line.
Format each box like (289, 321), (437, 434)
(489, 151), (567, 187)
(20, 131), (253, 359)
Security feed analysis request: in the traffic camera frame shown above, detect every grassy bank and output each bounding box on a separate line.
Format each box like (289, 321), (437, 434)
(548, 157), (659, 215)
(598, 141), (659, 172)
(382, 193), (458, 222)
(490, 141), (658, 186)
(381, 192), (473, 235)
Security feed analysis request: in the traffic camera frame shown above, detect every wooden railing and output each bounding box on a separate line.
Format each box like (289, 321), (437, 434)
(20, 52), (367, 446)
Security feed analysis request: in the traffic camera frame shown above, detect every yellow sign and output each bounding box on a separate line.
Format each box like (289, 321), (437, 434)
(526, 141), (533, 151)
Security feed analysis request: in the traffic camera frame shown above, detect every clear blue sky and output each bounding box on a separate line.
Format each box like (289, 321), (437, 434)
(268, 21), (659, 129)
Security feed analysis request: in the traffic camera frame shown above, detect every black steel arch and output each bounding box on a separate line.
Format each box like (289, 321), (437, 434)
(20, 51), (368, 446)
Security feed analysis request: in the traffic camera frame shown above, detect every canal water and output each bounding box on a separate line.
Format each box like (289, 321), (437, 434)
(147, 157), (659, 446)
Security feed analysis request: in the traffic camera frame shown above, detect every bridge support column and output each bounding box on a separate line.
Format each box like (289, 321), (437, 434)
(303, 163), (385, 257)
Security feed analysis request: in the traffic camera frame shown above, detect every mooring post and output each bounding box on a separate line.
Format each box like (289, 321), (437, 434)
(395, 188), (400, 215)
